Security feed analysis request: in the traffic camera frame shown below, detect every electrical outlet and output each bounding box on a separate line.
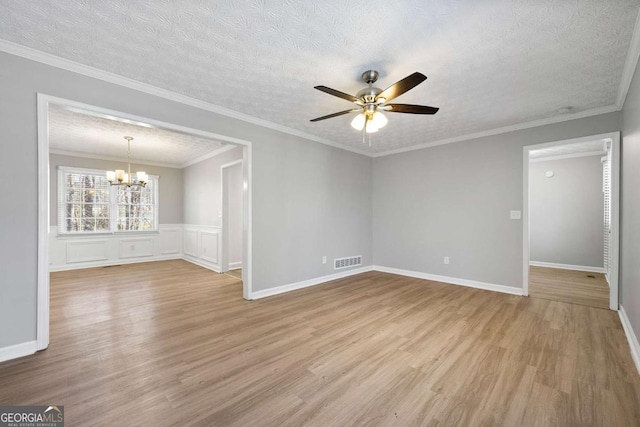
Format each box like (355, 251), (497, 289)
(322, 256), (327, 265)
(510, 210), (521, 220)
(444, 256), (450, 265)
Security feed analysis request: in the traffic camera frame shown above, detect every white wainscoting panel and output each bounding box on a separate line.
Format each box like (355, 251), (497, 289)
(183, 229), (198, 257)
(119, 237), (154, 259)
(200, 231), (219, 264)
(66, 239), (108, 263)
(49, 224), (222, 273)
(161, 227), (181, 254)
(182, 225), (222, 273)
(50, 225), (182, 271)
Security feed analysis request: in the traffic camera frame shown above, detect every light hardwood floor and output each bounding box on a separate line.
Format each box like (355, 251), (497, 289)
(1, 260), (638, 426)
(529, 266), (610, 309)
(226, 268), (242, 280)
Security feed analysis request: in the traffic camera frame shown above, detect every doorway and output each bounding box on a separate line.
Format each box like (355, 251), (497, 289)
(522, 132), (620, 310)
(36, 94), (254, 351)
(221, 160), (243, 279)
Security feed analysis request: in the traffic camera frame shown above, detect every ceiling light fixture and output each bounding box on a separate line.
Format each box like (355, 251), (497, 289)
(106, 136), (148, 187)
(350, 111), (388, 133)
(311, 70), (439, 146)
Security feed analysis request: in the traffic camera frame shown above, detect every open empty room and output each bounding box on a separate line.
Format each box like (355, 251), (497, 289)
(1, 2), (640, 426)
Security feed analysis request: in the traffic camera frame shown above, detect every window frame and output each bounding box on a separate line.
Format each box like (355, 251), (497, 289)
(57, 166), (159, 235)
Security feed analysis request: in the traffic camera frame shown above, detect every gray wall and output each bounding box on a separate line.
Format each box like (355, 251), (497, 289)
(182, 147), (242, 227)
(621, 56), (640, 341)
(373, 112), (621, 288)
(49, 154), (184, 225)
(0, 52), (372, 349)
(529, 156), (604, 268)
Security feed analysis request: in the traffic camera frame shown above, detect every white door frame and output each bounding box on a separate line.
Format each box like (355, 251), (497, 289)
(522, 131), (620, 310)
(220, 159), (243, 273)
(36, 93), (255, 350)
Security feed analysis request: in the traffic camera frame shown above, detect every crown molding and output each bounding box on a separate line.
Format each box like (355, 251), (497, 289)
(49, 149), (182, 169)
(616, 7), (640, 109)
(1, 34), (636, 159)
(370, 104), (620, 158)
(0, 39), (371, 158)
(180, 144), (238, 168)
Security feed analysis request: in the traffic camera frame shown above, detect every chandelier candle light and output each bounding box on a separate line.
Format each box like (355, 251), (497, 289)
(106, 136), (148, 187)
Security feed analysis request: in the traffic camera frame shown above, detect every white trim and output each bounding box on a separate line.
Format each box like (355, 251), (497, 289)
(0, 39), (633, 159)
(181, 255), (222, 274)
(228, 262), (242, 270)
(220, 159), (243, 274)
(0, 39), (369, 157)
(49, 149), (180, 169)
(242, 144), (253, 299)
(523, 132), (620, 309)
(251, 266), (374, 299)
(373, 266), (524, 296)
(37, 94), (49, 351)
(370, 105), (620, 158)
(0, 341), (38, 363)
(529, 150), (606, 163)
(182, 224), (222, 230)
(616, 7), (640, 109)
(619, 306), (640, 376)
(180, 144), (238, 168)
(529, 261), (605, 273)
(610, 132), (621, 310)
(49, 254), (182, 272)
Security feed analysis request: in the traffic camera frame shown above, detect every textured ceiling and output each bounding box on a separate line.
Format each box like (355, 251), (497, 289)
(2, 0), (638, 154)
(529, 140), (607, 160)
(49, 105), (227, 167)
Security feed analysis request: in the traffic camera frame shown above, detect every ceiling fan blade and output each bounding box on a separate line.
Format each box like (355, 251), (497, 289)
(310, 109), (360, 122)
(385, 104), (439, 114)
(377, 72), (427, 102)
(314, 86), (359, 103)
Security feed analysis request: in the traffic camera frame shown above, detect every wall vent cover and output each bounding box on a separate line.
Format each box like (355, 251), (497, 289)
(334, 255), (362, 270)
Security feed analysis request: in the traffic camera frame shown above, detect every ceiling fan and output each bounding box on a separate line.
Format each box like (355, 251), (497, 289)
(310, 70), (439, 144)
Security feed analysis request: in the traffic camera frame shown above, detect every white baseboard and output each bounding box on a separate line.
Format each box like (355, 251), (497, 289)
(619, 305), (640, 375)
(0, 340), (37, 363)
(251, 266), (374, 299)
(49, 254), (182, 272)
(228, 262), (242, 270)
(182, 255), (221, 273)
(372, 265), (524, 296)
(529, 261), (605, 273)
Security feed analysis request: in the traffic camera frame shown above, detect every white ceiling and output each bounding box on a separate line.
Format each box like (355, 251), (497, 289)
(529, 140), (607, 160)
(49, 105), (227, 167)
(2, 1), (638, 155)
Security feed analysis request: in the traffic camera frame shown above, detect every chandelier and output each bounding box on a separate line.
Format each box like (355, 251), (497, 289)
(106, 136), (148, 187)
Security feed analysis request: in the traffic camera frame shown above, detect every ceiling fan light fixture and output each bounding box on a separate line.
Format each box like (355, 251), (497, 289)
(351, 113), (366, 131)
(371, 111), (388, 129)
(365, 121), (379, 133)
(312, 70), (438, 143)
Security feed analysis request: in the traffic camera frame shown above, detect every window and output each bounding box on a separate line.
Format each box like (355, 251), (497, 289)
(58, 166), (158, 234)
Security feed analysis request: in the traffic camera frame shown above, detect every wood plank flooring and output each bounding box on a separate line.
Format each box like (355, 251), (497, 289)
(226, 268), (242, 280)
(529, 266), (610, 309)
(1, 260), (638, 426)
